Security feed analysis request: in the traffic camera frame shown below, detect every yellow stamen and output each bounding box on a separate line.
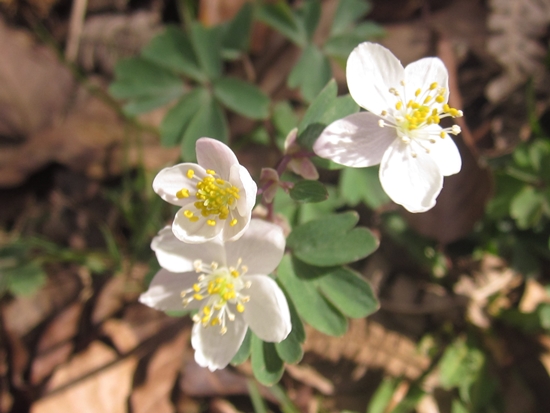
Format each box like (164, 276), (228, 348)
(207, 219), (216, 226)
(187, 169), (194, 179)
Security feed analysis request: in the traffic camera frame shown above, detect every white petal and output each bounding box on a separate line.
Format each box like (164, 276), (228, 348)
(172, 208), (223, 244)
(231, 164), (257, 217)
(224, 219), (285, 275)
(422, 125), (462, 176)
(152, 227), (226, 272)
(379, 139), (443, 213)
(196, 138), (238, 179)
(221, 210), (251, 242)
(346, 42), (405, 114)
(191, 314), (247, 371)
(139, 269), (201, 311)
(242, 275), (291, 342)
(152, 164), (206, 206)
(313, 112), (396, 167)
(404, 57), (449, 104)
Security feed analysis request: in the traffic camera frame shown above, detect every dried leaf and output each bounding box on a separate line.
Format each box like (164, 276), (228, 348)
(403, 137), (492, 244)
(79, 11), (161, 75)
(0, 17), (74, 139)
(486, 0), (550, 102)
(32, 341), (138, 413)
(130, 330), (189, 413)
(31, 303), (84, 384)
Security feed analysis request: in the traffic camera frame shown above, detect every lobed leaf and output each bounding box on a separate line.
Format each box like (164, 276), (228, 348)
(287, 212), (379, 266)
(289, 180), (328, 203)
(213, 77), (270, 120)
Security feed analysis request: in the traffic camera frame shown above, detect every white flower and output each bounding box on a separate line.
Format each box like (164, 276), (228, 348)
(153, 137), (257, 243)
(313, 42), (463, 213)
(139, 219), (291, 371)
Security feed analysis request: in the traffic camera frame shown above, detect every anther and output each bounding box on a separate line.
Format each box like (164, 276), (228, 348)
(378, 119), (385, 128)
(176, 189), (190, 198)
(187, 169), (195, 179)
(207, 220), (216, 226)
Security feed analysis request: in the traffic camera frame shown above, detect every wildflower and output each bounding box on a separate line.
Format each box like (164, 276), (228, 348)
(139, 219), (291, 371)
(314, 42), (463, 212)
(153, 138), (257, 243)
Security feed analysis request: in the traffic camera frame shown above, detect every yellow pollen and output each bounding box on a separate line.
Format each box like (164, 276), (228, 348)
(230, 219), (238, 227)
(430, 82), (438, 90)
(193, 293), (204, 300)
(189, 216), (199, 222)
(187, 169), (195, 179)
(203, 306), (211, 315)
(415, 88), (421, 97)
(176, 189), (190, 198)
(193, 284), (200, 292)
(423, 96), (432, 104)
(236, 303), (245, 313)
(207, 219), (216, 226)
(440, 132), (446, 138)
(436, 95), (444, 103)
(395, 101), (402, 110)
(184, 210), (194, 218)
(206, 169), (216, 175)
(211, 318), (220, 326)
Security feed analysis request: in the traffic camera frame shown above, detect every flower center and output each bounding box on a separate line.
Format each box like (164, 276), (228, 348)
(175, 169), (240, 227)
(181, 259), (250, 335)
(378, 81), (463, 155)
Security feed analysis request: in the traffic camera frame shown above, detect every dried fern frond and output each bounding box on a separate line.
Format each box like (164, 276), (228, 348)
(79, 11), (161, 76)
(486, 0), (550, 102)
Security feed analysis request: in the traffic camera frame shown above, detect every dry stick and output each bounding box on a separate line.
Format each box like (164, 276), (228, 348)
(437, 36), (480, 159)
(65, 0), (88, 62)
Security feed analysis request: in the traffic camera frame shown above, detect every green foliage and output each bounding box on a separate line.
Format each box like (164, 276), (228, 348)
(212, 77), (270, 120)
(251, 333), (285, 385)
(287, 212), (378, 266)
(339, 165), (390, 209)
(260, 0), (383, 100)
(0, 242), (46, 296)
(297, 80), (359, 149)
(289, 180), (328, 203)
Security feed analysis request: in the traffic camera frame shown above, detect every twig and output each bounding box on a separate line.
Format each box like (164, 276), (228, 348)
(65, 0), (88, 62)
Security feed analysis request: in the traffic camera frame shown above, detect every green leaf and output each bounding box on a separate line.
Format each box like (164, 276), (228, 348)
(213, 77), (270, 120)
(288, 45), (332, 103)
(275, 285), (305, 363)
(273, 101), (299, 149)
(160, 88), (206, 146)
(222, 3), (254, 55)
(7, 262), (46, 296)
(287, 212), (379, 266)
(367, 378), (400, 413)
(278, 255), (348, 336)
(330, 0), (372, 35)
(141, 26), (204, 82)
(289, 180), (328, 203)
(181, 92), (229, 161)
(251, 334), (284, 385)
(257, 1), (305, 46)
(298, 184), (347, 223)
(109, 57), (185, 113)
(439, 338), (485, 394)
(316, 267), (379, 318)
(231, 328), (252, 365)
(121, 94), (183, 117)
(190, 23), (222, 79)
(297, 80), (359, 149)
(297, 0), (321, 41)
(339, 166), (390, 209)
(510, 185), (545, 229)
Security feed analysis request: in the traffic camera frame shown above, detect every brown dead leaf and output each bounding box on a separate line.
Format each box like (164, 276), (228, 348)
(519, 278), (550, 313)
(0, 82), (180, 187)
(199, 0), (248, 26)
(181, 360), (252, 397)
(91, 274), (142, 325)
(31, 302), (84, 384)
(101, 319), (140, 354)
(304, 319), (430, 381)
(0, 17), (74, 139)
(32, 341), (138, 413)
(403, 134), (492, 244)
(130, 329), (189, 413)
(79, 11), (161, 75)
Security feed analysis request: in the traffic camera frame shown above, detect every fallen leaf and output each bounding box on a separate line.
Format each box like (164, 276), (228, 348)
(0, 17), (74, 139)
(130, 329), (189, 413)
(32, 341), (138, 413)
(31, 302), (84, 384)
